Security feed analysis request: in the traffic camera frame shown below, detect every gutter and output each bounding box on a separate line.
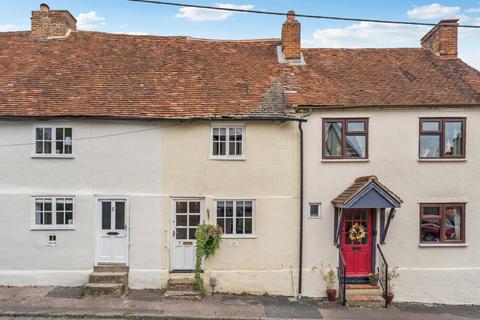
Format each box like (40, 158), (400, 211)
(298, 120), (304, 296)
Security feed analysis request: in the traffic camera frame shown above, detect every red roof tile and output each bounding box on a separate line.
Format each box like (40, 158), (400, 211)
(0, 31), (479, 119)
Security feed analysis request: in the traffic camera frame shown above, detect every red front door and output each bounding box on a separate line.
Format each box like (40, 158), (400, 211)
(341, 208), (373, 277)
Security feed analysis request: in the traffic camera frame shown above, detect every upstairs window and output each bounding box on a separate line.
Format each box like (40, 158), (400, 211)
(419, 203), (465, 244)
(33, 197), (75, 229)
(35, 127), (73, 155)
(211, 126), (244, 159)
(323, 119), (368, 159)
(419, 118), (465, 159)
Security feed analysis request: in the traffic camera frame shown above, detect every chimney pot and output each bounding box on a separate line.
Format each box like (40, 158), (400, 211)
(421, 19), (459, 58)
(40, 3), (50, 12)
(282, 10), (301, 61)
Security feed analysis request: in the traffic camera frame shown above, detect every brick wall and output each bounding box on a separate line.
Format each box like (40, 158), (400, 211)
(31, 5), (77, 39)
(421, 19), (458, 58)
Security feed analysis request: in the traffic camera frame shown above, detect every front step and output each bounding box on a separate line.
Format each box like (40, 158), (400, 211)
(165, 277), (200, 300)
(84, 283), (125, 297)
(344, 284), (385, 308)
(84, 265), (129, 297)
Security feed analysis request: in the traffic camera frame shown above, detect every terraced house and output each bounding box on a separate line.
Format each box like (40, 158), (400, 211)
(0, 3), (479, 306)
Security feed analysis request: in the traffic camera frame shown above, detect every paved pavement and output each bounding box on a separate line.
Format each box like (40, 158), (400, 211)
(0, 286), (479, 319)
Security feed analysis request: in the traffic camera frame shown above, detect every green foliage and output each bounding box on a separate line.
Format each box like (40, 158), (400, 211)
(320, 263), (336, 290)
(387, 267), (399, 294)
(368, 273), (379, 281)
(194, 223), (223, 293)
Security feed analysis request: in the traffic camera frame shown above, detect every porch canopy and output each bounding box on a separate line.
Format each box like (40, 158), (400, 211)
(332, 175), (403, 244)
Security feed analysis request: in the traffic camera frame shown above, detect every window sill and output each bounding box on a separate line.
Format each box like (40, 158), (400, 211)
(321, 159), (369, 163)
(221, 235), (257, 239)
(418, 243), (468, 248)
(31, 226), (76, 231)
(209, 156), (246, 161)
(417, 158), (467, 162)
(31, 154), (75, 159)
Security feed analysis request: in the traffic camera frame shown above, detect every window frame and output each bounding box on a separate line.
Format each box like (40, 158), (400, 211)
(419, 118), (466, 159)
(322, 118), (369, 159)
(33, 125), (74, 158)
(210, 124), (246, 160)
(419, 203), (465, 244)
(31, 196), (76, 230)
(215, 199), (255, 237)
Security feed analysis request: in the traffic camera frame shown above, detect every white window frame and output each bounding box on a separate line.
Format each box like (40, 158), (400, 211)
(209, 124), (246, 160)
(308, 202), (322, 219)
(32, 125), (74, 158)
(215, 199), (255, 237)
(31, 196), (76, 230)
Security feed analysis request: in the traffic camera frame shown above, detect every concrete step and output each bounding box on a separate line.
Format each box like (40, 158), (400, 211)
(346, 295), (385, 308)
(84, 283), (125, 297)
(346, 284), (382, 297)
(163, 290), (201, 301)
(94, 265), (129, 273)
(89, 272), (128, 284)
(168, 278), (196, 286)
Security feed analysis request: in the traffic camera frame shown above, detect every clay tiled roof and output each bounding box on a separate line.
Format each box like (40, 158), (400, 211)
(332, 176), (403, 206)
(0, 31), (480, 119)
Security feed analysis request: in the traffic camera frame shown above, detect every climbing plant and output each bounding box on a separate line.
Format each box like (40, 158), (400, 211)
(194, 223), (223, 293)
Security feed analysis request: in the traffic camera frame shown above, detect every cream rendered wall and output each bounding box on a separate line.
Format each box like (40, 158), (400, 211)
(302, 108), (480, 304)
(160, 121), (300, 295)
(0, 120), (163, 287)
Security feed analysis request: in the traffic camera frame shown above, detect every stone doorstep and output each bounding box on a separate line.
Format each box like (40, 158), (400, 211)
(345, 295), (385, 308)
(84, 282), (125, 298)
(94, 265), (129, 273)
(163, 290), (202, 301)
(168, 278), (196, 286)
(89, 272), (128, 284)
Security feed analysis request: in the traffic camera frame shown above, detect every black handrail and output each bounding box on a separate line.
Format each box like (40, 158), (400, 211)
(377, 244), (388, 308)
(337, 248), (347, 306)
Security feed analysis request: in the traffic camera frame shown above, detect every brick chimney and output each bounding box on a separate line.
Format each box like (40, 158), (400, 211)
(282, 10), (301, 61)
(31, 3), (77, 39)
(421, 19), (459, 58)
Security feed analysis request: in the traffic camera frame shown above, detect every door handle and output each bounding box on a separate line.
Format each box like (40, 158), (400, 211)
(107, 231), (119, 236)
(172, 230), (176, 237)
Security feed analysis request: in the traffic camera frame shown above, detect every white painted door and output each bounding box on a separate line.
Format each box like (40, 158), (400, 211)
(171, 199), (203, 271)
(97, 200), (128, 264)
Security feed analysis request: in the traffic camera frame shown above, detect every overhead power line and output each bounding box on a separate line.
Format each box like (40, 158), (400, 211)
(128, 0), (480, 29)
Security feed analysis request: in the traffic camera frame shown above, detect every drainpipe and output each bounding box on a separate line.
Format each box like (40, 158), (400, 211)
(298, 120), (304, 296)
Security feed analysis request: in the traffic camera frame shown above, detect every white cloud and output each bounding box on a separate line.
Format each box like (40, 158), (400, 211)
(305, 22), (428, 48)
(407, 3), (460, 19)
(175, 3), (254, 21)
(465, 7), (480, 13)
(76, 11), (106, 31)
(0, 24), (19, 32)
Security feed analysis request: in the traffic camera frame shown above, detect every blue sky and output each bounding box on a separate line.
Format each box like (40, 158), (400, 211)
(1, 1), (479, 69)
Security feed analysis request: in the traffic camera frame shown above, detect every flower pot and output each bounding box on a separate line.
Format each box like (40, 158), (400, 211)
(386, 293), (394, 305)
(369, 278), (378, 286)
(326, 288), (337, 302)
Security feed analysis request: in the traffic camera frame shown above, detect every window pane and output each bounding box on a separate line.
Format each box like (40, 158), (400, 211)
(189, 201), (200, 214)
(444, 122), (463, 156)
(176, 202), (187, 213)
(217, 201), (225, 217)
(345, 135), (366, 158)
(189, 214), (200, 227)
(36, 141), (43, 154)
(36, 211), (43, 225)
(44, 212), (52, 224)
(236, 201), (244, 217)
(423, 207), (440, 216)
(115, 202), (125, 230)
(325, 122), (342, 156)
(219, 142), (226, 155)
(245, 201), (252, 217)
(176, 228), (187, 239)
(64, 128), (72, 154)
(226, 201), (233, 217)
(422, 121), (440, 132)
(102, 202), (111, 230)
(225, 218), (233, 234)
(236, 142), (242, 155)
(245, 218), (252, 234)
(420, 218), (440, 243)
(347, 121), (365, 132)
(228, 142), (236, 155)
(189, 228), (197, 240)
(36, 128), (43, 140)
(236, 218), (244, 234)
(217, 218), (225, 231)
(420, 135), (440, 158)
(56, 141), (64, 154)
(56, 128), (64, 140)
(56, 211), (65, 224)
(310, 204), (319, 217)
(44, 141), (52, 154)
(65, 212), (73, 225)
(444, 207), (462, 241)
(44, 128), (52, 140)
(176, 215), (187, 226)
(213, 142), (219, 155)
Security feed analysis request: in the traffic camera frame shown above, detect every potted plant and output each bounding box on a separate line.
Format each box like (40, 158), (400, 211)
(386, 267), (399, 305)
(368, 272), (379, 286)
(320, 264), (337, 302)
